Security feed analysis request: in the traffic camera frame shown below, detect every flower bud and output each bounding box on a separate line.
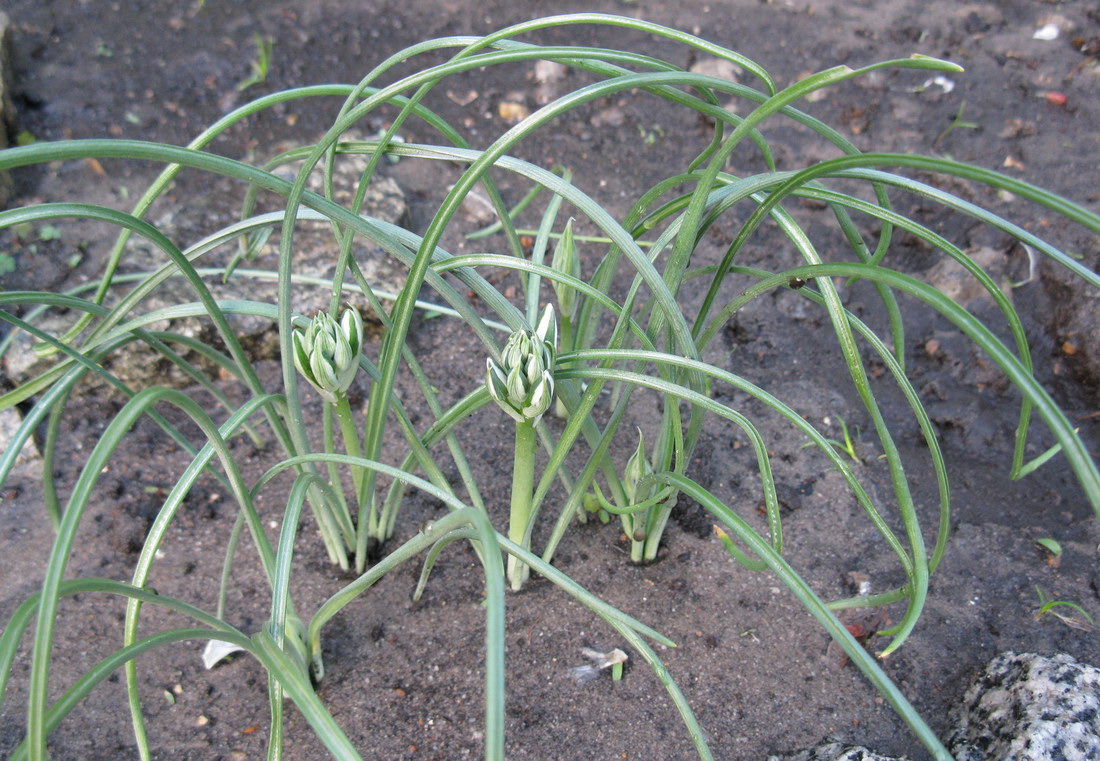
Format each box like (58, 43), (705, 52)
(486, 305), (557, 425)
(292, 307), (364, 403)
(550, 219), (580, 319)
(623, 428), (654, 505)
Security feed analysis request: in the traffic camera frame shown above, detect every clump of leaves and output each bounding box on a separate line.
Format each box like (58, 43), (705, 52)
(0, 13), (1098, 761)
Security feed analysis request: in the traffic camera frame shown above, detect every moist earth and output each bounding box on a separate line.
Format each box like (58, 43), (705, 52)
(1, 1), (1099, 760)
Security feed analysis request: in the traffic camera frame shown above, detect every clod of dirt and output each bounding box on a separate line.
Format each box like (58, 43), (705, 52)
(921, 246), (1016, 312)
(1044, 259), (1100, 393)
(998, 118), (1037, 139)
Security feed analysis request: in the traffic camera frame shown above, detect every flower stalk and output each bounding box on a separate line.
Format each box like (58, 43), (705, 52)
(292, 307), (365, 560)
(486, 305), (557, 589)
(508, 419), (538, 590)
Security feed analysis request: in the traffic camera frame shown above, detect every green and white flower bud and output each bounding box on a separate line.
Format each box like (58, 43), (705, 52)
(292, 307), (364, 403)
(486, 305), (557, 425)
(550, 218), (580, 319)
(623, 428), (654, 505)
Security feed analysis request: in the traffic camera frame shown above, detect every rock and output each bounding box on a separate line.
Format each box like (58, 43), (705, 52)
(2, 312), (74, 382)
(0, 10), (19, 208)
(0, 407), (39, 466)
(948, 652), (1100, 761)
(689, 57), (743, 83)
(766, 653), (1100, 761)
(533, 60), (567, 84)
(457, 186), (497, 225)
(766, 740), (903, 761)
(533, 60), (568, 105)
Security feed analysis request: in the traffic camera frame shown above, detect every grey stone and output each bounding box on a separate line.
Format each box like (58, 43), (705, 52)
(2, 312), (73, 382)
(948, 651), (1100, 761)
(766, 740), (903, 761)
(0, 406), (39, 467)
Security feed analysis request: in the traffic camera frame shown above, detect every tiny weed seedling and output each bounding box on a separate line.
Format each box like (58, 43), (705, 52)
(36, 224), (62, 242)
(1035, 537), (1063, 556)
(1034, 586), (1097, 632)
(569, 647), (628, 684)
(237, 33), (274, 92)
(932, 99), (980, 149)
(801, 415), (862, 464)
(1, 14), (1098, 761)
(1036, 537), (1063, 567)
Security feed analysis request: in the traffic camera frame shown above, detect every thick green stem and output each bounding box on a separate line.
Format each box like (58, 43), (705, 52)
(629, 535), (645, 563)
(643, 505), (673, 562)
(508, 420), (538, 591)
(333, 396), (363, 545)
(322, 404), (355, 553)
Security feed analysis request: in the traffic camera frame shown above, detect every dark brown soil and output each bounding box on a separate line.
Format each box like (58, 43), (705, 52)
(2, 2), (1099, 760)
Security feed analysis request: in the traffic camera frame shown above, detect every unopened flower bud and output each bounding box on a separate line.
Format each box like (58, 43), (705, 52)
(292, 307), (364, 403)
(486, 305), (557, 425)
(623, 428), (654, 505)
(551, 219), (580, 319)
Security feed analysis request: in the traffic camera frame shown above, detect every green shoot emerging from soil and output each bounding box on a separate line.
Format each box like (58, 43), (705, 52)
(1034, 586), (1097, 632)
(236, 33), (274, 92)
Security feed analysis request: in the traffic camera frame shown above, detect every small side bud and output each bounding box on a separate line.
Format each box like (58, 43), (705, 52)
(550, 218), (580, 319)
(623, 428), (654, 505)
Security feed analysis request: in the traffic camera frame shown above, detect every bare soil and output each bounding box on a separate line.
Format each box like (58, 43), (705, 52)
(1, 1), (1099, 760)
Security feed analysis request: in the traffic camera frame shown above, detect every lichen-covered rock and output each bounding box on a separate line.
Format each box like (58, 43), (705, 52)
(948, 651), (1100, 761)
(766, 740), (903, 761)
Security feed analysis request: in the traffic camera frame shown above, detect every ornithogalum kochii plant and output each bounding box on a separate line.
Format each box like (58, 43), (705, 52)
(0, 12), (1098, 761)
(485, 304), (557, 590)
(289, 307), (365, 567)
